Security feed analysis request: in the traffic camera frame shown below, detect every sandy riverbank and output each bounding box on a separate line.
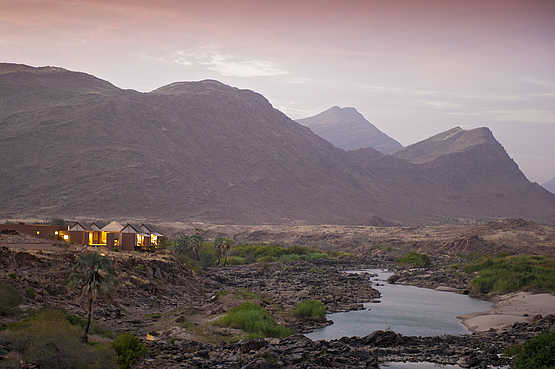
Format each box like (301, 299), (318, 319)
(459, 292), (555, 332)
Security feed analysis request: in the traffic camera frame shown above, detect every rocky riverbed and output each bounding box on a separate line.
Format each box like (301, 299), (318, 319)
(137, 315), (555, 368)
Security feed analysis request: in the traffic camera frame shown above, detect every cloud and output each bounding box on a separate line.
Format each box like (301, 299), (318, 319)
(171, 48), (287, 77)
(490, 109), (555, 124)
(423, 100), (460, 109)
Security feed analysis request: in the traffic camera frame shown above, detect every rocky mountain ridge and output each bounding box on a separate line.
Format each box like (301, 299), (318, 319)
(1, 63), (555, 224)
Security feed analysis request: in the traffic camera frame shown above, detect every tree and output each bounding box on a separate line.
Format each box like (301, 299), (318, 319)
(189, 233), (203, 261)
(69, 252), (117, 343)
(215, 237), (233, 266)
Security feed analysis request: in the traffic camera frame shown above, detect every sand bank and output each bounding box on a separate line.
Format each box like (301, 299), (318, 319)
(459, 292), (555, 332)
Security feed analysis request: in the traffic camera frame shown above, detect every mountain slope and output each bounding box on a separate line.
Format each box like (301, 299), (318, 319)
(297, 106), (403, 154)
(1, 63), (555, 224)
(544, 177), (555, 194)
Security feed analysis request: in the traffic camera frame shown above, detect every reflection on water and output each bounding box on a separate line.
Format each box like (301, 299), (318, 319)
(306, 269), (491, 341)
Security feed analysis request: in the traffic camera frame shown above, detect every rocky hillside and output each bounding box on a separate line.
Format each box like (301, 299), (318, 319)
(544, 177), (555, 194)
(297, 106), (402, 154)
(1, 63), (555, 224)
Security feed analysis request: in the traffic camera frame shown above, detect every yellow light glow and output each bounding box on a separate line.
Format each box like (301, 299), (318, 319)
(55, 231), (59, 235)
(151, 234), (157, 245)
(63, 234), (69, 240)
(36, 231), (40, 235)
(89, 232), (93, 245)
(100, 253), (106, 256)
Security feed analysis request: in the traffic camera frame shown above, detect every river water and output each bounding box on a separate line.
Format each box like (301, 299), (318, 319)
(306, 269), (491, 340)
(306, 269), (493, 369)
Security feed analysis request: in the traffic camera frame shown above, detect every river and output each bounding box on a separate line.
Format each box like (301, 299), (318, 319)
(307, 269), (491, 340)
(306, 269), (493, 368)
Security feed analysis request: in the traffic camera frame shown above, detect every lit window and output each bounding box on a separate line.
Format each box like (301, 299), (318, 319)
(63, 234), (69, 241)
(55, 231), (59, 235)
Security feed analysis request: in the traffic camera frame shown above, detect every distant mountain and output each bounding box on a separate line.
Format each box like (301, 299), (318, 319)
(1, 63), (555, 224)
(395, 127), (494, 164)
(544, 177), (555, 194)
(297, 106), (403, 154)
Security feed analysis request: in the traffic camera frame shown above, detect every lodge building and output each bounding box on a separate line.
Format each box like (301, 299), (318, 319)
(0, 221), (164, 251)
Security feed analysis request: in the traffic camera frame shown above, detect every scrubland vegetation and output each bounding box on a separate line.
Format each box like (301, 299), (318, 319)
(398, 252), (431, 267)
(505, 331), (555, 369)
(464, 255), (555, 295)
(0, 309), (145, 369)
(293, 299), (326, 321)
(214, 302), (291, 339)
(171, 235), (349, 269)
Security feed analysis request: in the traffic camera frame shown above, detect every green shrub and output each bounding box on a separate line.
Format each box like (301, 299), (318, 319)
(112, 333), (147, 369)
(199, 243), (218, 268)
(25, 287), (36, 299)
(229, 244), (332, 265)
(227, 256), (246, 265)
(293, 300), (325, 321)
(465, 255), (555, 295)
(1, 309), (117, 368)
(512, 331), (555, 369)
(0, 283), (21, 315)
(398, 252), (431, 267)
(214, 302), (291, 338)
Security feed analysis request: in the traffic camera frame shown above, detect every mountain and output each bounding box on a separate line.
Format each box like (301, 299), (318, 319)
(297, 106), (403, 154)
(544, 177), (555, 194)
(1, 63), (555, 224)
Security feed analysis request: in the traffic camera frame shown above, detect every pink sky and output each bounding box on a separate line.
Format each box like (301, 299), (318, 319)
(1, 0), (554, 182)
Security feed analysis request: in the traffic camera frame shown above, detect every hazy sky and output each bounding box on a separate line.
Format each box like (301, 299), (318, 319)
(1, 0), (554, 182)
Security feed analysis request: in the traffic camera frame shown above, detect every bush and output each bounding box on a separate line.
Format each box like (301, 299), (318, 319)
(1, 310), (117, 368)
(199, 243), (218, 268)
(0, 283), (21, 315)
(398, 252), (431, 267)
(229, 244), (332, 265)
(293, 300), (325, 321)
(214, 302), (291, 338)
(112, 333), (147, 369)
(465, 255), (555, 295)
(512, 331), (555, 369)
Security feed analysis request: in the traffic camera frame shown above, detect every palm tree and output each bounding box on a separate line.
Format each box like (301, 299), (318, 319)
(69, 252), (117, 343)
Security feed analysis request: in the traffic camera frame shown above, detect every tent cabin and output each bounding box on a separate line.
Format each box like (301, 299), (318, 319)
(120, 223), (142, 251)
(139, 224), (165, 247)
(100, 221), (123, 247)
(68, 222), (87, 244)
(88, 222), (103, 245)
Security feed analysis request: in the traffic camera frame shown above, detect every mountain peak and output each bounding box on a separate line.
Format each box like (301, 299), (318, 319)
(394, 126), (499, 164)
(297, 106), (402, 154)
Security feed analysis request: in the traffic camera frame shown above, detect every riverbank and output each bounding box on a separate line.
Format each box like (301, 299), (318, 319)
(459, 292), (555, 332)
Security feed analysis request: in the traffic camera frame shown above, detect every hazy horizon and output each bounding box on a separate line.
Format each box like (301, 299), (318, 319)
(1, 0), (554, 183)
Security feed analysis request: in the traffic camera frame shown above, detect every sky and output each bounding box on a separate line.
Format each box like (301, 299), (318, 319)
(1, 0), (554, 183)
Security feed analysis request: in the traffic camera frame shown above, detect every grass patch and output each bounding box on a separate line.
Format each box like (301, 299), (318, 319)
(0, 283), (21, 316)
(398, 252), (431, 267)
(1, 309), (116, 368)
(510, 331), (555, 369)
(214, 302), (291, 338)
(293, 299), (325, 321)
(145, 313), (162, 320)
(464, 255), (555, 295)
